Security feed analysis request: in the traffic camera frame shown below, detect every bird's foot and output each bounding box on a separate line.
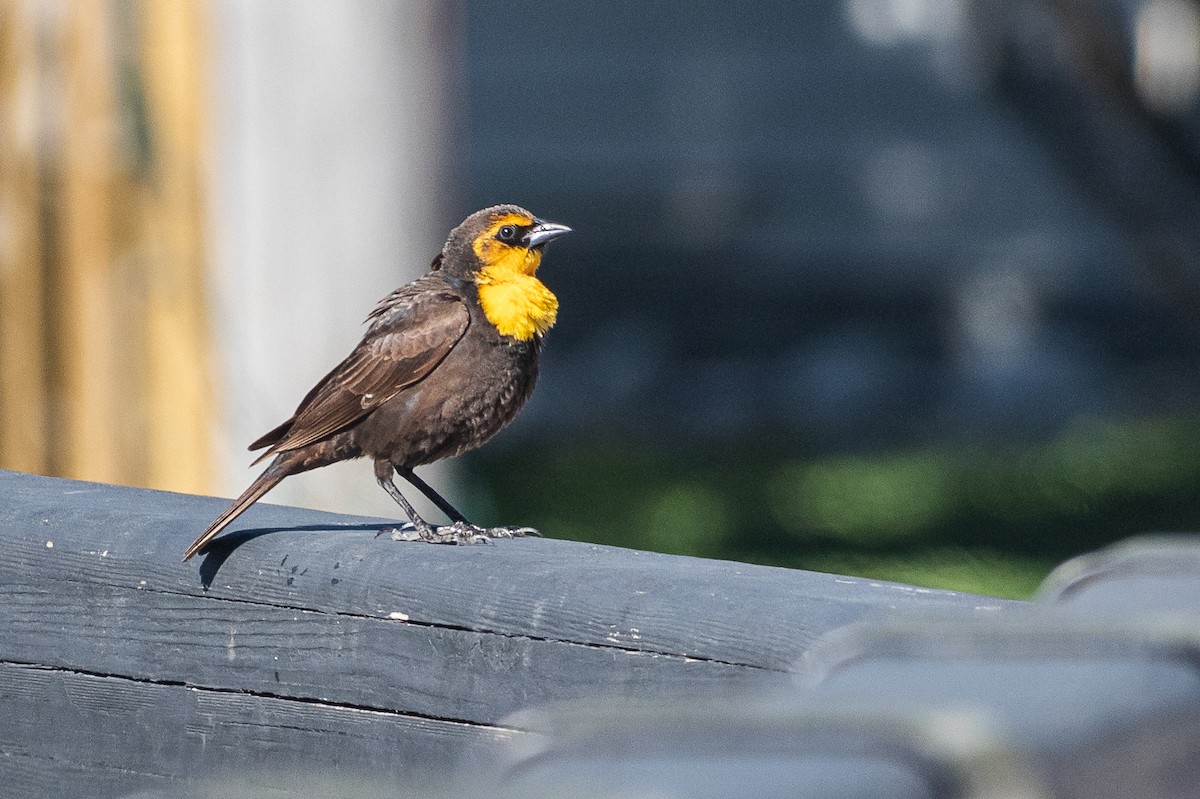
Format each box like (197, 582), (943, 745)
(386, 521), (540, 545)
(384, 521), (485, 545)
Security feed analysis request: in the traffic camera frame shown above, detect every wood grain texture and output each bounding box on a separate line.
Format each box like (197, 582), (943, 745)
(0, 661), (504, 799)
(0, 469), (1016, 795)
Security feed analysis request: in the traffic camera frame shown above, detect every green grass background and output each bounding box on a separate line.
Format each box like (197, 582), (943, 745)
(466, 414), (1200, 599)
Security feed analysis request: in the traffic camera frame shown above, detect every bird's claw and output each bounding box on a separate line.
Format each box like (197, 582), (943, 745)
(487, 525), (541, 538)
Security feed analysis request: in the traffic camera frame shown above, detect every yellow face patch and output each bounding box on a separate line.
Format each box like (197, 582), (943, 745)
(472, 213), (559, 340)
(471, 212), (543, 276)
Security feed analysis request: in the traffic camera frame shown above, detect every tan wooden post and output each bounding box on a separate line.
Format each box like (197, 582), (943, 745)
(0, 0), (214, 492)
(0, 0), (50, 475)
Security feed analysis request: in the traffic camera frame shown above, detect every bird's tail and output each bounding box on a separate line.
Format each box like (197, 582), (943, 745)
(182, 455), (293, 562)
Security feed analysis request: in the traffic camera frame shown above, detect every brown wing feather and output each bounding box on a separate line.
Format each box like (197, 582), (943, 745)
(253, 283), (470, 461)
(249, 418), (293, 452)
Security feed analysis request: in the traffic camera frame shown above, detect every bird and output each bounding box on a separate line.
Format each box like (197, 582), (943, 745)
(183, 204), (571, 561)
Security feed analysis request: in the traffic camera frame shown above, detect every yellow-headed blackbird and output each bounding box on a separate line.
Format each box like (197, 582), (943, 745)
(182, 205), (570, 561)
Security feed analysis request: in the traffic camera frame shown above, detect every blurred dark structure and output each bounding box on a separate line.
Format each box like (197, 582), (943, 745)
(456, 0), (1200, 592)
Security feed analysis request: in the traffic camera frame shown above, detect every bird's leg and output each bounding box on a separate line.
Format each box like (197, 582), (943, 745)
(398, 467), (468, 523)
(374, 460), (440, 541)
(377, 462), (540, 545)
(398, 466), (542, 541)
(376, 461), (487, 545)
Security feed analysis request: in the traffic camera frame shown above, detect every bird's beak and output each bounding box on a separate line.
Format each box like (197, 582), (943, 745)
(525, 220), (572, 249)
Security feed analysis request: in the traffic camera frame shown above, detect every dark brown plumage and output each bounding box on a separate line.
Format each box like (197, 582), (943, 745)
(183, 205), (570, 561)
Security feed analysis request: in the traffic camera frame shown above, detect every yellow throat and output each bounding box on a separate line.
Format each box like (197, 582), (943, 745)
(473, 224), (559, 341)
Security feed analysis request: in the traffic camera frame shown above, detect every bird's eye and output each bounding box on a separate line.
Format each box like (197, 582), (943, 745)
(498, 225), (517, 242)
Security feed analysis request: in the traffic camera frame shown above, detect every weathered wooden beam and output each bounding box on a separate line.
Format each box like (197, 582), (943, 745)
(476, 543), (1200, 799)
(1, 661), (504, 799)
(0, 469), (1012, 797)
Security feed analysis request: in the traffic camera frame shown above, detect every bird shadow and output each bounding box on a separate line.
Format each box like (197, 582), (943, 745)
(196, 522), (395, 588)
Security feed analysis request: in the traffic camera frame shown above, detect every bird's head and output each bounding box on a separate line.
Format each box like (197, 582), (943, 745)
(439, 205), (571, 341)
(440, 205), (572, 280)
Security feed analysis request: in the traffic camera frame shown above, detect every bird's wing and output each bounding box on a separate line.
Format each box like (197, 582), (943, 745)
(256, 285), (470, 458)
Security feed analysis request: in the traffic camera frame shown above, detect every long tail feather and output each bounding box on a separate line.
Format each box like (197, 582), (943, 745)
(182, 457), (292, 561)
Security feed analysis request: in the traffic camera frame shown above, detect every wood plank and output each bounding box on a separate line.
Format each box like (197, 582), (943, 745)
(0, 567), (770, 725)
(477, 697), (1040, 799)
(0, 470), (1012, 676)
(0, 661), (511, 799)
(0, 469), (1017, 795)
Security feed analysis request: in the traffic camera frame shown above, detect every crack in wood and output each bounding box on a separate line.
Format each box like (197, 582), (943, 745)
(1, 659), (529, 733)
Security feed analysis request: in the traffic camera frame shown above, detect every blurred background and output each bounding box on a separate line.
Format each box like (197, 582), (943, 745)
(3, 0), (1200, 598)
